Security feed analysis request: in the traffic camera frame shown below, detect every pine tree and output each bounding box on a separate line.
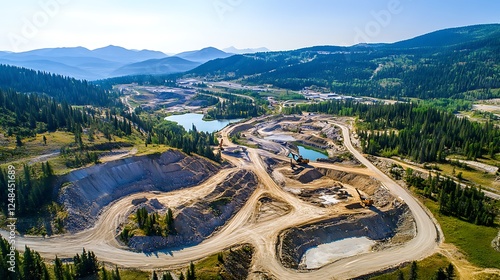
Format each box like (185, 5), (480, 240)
(22, 246), (36, 280)
(179, 272), (185, 280)
(101, 266), (109, 280)
(16, 135), (23, 147)
(187, 262), (195, 280)
(54, 256), (64, 280)
(435, 267), (447, 280)
(152, 271), (159, 280)
(446, 263), (455, 279)
(409, 261), (418, 280)
(111, 265), (121, 280)
(162, 272), (174, 280)
(63, 264), (73, 280)
(397, 270), (405, 280)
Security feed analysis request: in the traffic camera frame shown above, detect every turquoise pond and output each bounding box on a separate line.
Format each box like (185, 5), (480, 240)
(296, 145), (328, 161)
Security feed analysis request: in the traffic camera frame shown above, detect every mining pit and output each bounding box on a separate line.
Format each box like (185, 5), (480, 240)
(58, 150), (220, 232)
(277, 204), (415, 270)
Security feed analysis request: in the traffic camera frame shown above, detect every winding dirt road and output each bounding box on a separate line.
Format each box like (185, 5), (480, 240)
(1, 116), (440, 279)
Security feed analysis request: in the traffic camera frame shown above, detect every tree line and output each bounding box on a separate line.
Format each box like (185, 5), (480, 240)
(0, 64), (117, 106)
(198, 90), (266, 120)
(284, 101), (500, 163)
(405, 170), (496, 226)
(0, 237), (120, 280)
(149, 121), (221, 162)
(0, 162), (54, 217)
(395, 261), (455, 280)
(0, 88), (134, 139)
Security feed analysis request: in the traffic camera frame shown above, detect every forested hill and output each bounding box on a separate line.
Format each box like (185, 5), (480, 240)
(188, 24), (500, 100)
(0, 64), (116, 106)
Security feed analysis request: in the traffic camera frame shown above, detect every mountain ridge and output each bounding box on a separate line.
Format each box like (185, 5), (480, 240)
(187, 24), (500, 100)
(174, 47), (233, 63)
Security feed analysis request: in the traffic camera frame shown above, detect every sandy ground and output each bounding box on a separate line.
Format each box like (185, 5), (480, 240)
(99, 147), (138, 162)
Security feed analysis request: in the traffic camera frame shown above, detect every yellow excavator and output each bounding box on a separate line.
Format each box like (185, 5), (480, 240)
(289, 152), (310, 165)
(355, 188), (374, 207)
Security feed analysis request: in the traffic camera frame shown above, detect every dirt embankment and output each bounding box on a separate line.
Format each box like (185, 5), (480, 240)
(277, 204), (415, 269)
(128, 169), (258, 252)
(58, 150), (219, 232)
(318, 169), (378, 194)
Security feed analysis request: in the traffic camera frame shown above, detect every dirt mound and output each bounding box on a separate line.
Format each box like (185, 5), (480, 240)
(277, 204), (415, 269)
(295, 168), (324, 183)
(318, 168), (379, 195)
(254, 196), (292, 222)
(128, 169), (258, 252)
(262, 124), (282, 132)
(58, 150), (219, 232)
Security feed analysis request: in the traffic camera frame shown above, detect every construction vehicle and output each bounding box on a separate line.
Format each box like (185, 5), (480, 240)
(288, 152), (310, 165)
(355, 188), (374, 207)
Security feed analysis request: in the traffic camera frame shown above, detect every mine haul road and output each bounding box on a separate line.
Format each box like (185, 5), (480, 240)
(1, 117), (440, 279)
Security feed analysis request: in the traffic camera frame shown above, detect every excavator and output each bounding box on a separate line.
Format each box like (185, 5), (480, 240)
(355, 188), (374, 207)
(289, 151), (310, 165)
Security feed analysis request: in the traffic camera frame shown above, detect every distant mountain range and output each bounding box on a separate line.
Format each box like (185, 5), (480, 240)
(111, 56), (201, 77)
(189, 24), (500, 100)
(1, 23), (498, 96)
(223, 46), (270, 54)
(0, 45), (250, 80)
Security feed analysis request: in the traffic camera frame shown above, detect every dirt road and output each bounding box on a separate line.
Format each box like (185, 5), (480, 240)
(0, 117), (440, 279)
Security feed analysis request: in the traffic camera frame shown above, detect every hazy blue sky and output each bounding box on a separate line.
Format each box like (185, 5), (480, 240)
(1, 0), (499, 53)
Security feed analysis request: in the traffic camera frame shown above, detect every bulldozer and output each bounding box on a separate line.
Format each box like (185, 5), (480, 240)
(289, 151), (310, 165)
(355, 188), (374, 207)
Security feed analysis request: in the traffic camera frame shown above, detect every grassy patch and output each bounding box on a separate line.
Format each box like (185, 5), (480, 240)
(135, 144), (172, 156)
(421, 197), (500, 269)
(120, 269), (150, 280)
(436, 162), (498, 191)
(209, 197), (232, 216)
(196, 253), (224, 280)
(371, 253), (451, 280)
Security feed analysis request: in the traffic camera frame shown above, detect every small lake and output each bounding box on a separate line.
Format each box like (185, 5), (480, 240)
(297, 145), (328, 161)
(164, 113), (242, 133)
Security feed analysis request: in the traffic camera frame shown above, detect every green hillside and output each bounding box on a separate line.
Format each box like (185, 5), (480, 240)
(188, 24), (500, 100)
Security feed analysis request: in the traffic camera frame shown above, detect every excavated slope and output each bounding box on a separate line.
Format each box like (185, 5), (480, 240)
(278, 205), (414, 269)
(128, 169), (258, 252)
(58, 150), (219, 232)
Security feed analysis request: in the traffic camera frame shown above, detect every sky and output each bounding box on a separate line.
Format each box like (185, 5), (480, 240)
(1, 0), (499, 53)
